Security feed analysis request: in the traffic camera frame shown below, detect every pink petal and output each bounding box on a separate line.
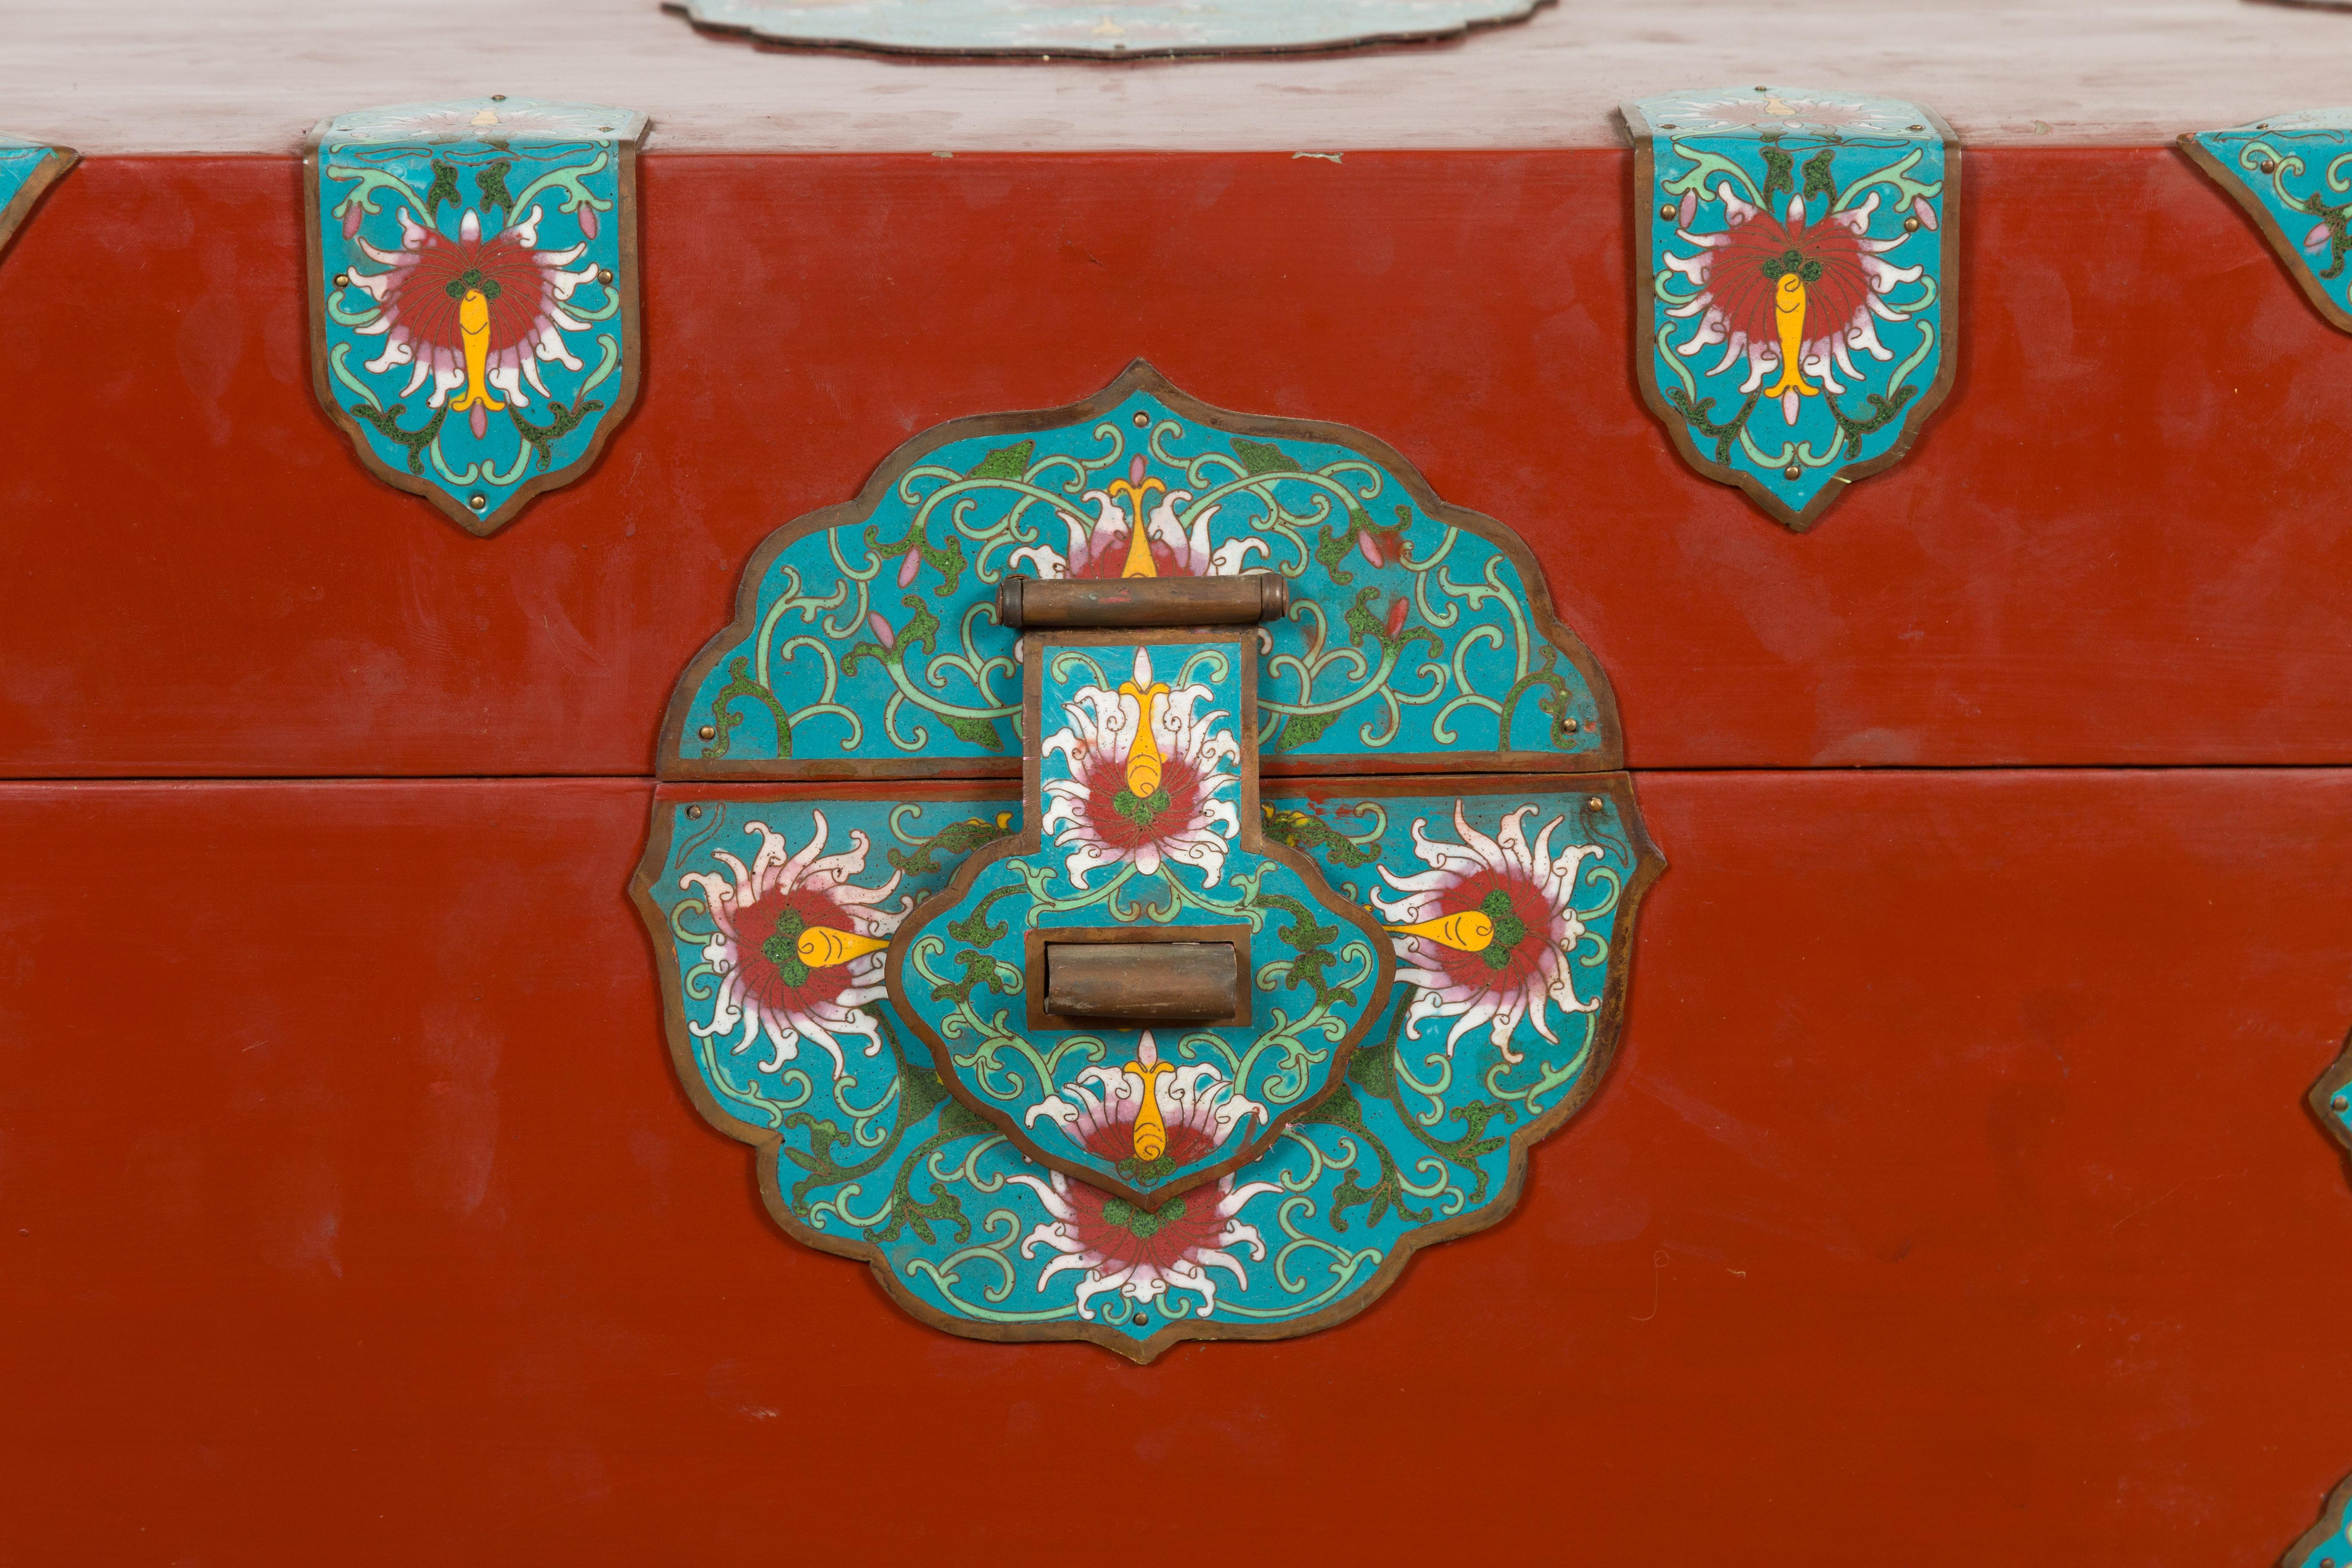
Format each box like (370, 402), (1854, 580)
(1910, 197), (1938, 232)
(1128, 455), (1148, 487)
(579, 205), (599, 240)
(869, 612), (894, 649)
(897, 548), (920, 587)
(1780, 390), (1802, 426)
(1357, 532), (1384, 569)
(1678, 190), (1697, 229)
(342, 204), (362, 239)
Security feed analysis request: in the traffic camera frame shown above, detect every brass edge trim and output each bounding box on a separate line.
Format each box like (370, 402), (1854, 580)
(0, 143), (78, 261)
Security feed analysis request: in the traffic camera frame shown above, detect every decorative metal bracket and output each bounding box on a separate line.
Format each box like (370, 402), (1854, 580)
(633, 362), (1662, 1361)
(304, 98), (645, 536)
(1623, 87), (1958, 531)
(0, 134), (76, 263)
(666, 0), (1551, 59)
(2183, 111), (2352, 333)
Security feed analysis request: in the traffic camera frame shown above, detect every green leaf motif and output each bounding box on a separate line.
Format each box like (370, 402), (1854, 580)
(965, 439), (1035, 480)
(1261, 806), (1381, 869)
(1232, 437), (1302, 476)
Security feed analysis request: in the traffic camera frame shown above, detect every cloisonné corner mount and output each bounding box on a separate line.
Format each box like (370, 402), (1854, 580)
(304, 98), (646, 537)
(1624, 86), (1957, 531)
(0, 134), (77, 260)
(2183, 110), (2352, 334)
(665, 0), (1551, 59)
(636, 361), (1662, 1361)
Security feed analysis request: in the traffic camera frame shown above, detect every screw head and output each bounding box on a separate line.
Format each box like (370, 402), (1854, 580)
(1132, 411), (1150, 427)
(598, 268), (615, 285)
(2334, 1094), (2348, 1112)
(696, 724), (716, 740)
(467, 493), (487, 512)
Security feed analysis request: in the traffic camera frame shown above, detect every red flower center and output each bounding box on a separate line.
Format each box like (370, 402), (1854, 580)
(1079, 749), (1201, 851)
(1064, 1183), (1226, 1272)
(1709, 211), (1869, 349)
(1080, 1119), (1216, 1168)
(390, 229), (544, 355)
(733, 887), (864, 1014)
(1425, 870), (1550, 998)
(1071, 524), (1196, 579)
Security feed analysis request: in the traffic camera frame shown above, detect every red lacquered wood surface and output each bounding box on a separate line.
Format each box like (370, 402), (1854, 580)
(3, 151), (2352, 775)
(2, 771), (2348, 1563)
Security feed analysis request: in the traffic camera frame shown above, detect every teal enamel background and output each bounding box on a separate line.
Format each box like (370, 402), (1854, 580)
(1635, 87), (1948, 523)
(2190, 111), (2352, 324)
(646, 788), (1646, 1351)
(311, 99), (636, 527)
(678, 388), (1605, 767)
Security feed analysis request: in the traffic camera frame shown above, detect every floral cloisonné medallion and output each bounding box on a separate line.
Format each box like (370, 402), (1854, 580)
(2183, 111), (2352, 333)
(634, 364), (1663, 1361)
(666, 0), (1550, 59)
(304, 99), (644, 536)
(0, 134), (75, 262)
(1624, 88), (1958, 531)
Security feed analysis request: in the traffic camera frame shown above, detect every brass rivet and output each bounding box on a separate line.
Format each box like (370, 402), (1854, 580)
(686, 804), (704, 818)
(2260, 159), (2277, 173)
(1908, 123), (1924, 132)
(334, 272), (349, 288)
(598, 268), (615, 285)
(697, 724), (717, 740)
(1586, 796), (1605, 811)
(1658, 123), (1676, 131)
(467, 493), (487, 511)
(1563, 717), (1580, 733)
(1132, 411), (1150, 427)
(491, 93), (508, 101)
(1753, 85), (1769, 92)
(2334, 1094), (2348, 1112)
(2258, 122), (2270, 130)
(1658, 203), (1678, 219)
(1903, 217), (1920, 231)
(1784, 464), (1802, 481)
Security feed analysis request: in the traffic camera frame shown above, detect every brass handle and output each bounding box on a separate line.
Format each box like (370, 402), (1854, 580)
(1041, 941), (1240, 1023)
(997, 573), (1288, 629)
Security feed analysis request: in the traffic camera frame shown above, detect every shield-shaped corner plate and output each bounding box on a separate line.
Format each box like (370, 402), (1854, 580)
(305, 98), (646, 537)
(2182, 110), (2352, 334)
(0, 135), (77, 261)
(1624, 87), (1957, 531)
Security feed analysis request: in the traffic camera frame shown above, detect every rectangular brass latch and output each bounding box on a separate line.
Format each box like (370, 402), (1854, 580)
(1034, 931), (1249, 1027)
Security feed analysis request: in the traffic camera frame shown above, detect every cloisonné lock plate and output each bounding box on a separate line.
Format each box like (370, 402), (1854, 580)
(888, 624), (1395, 1209)
(634, 363), (1663, 1361)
